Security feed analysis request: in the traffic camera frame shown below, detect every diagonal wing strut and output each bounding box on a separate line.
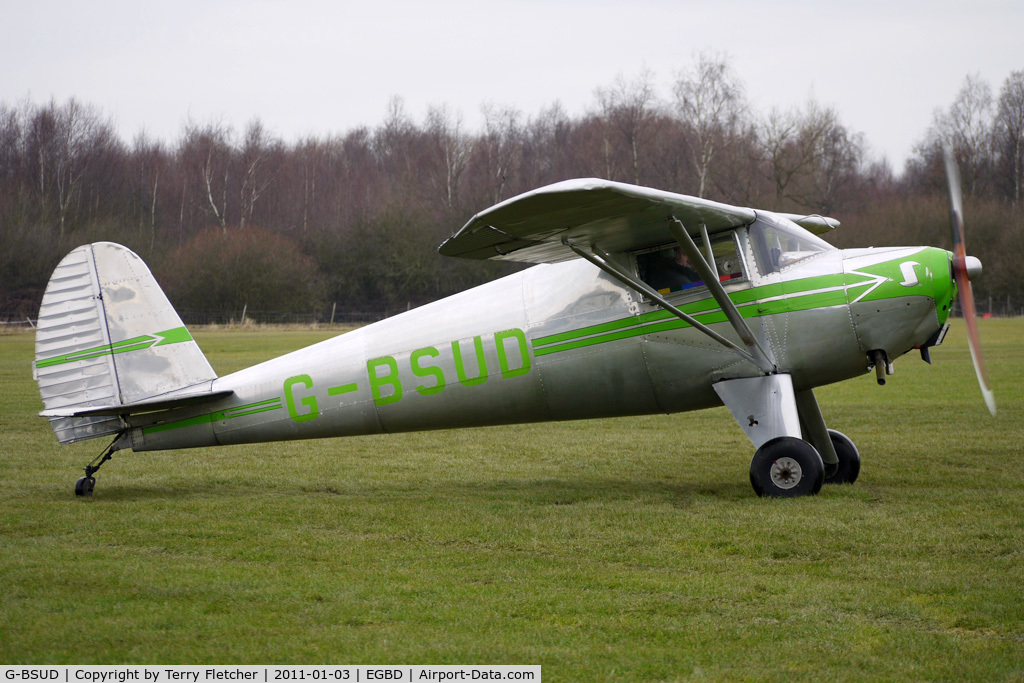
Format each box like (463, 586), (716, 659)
(565, 240), (775, 374)
(667, 217), (777, 373)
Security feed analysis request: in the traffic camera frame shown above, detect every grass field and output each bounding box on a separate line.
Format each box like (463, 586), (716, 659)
(2, 321), (1022, 680)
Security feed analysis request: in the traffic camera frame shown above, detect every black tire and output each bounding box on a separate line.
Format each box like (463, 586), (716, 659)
(750, 437), (824, 498)
(75, 476), (95, 497)
(823, 429), (861, 485)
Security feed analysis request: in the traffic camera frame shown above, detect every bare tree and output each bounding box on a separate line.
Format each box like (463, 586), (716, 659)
(374, 95), (415, 180)
(478, 103), (522, 204)
(179, 120), (233, 228)
(425, 104), (471, 211)
(0, 104), (19, 182)
(673, 51), (746, 197)
(21, 99), (115, 236)
(292, 136), (337, 237)
(54, 100), (97, 235)
(799, 104), (863, 212)
(0, 103), (24, 223)
(758, 100), (862, 212)
(759, 107), (802, 204)
(995, 70), (1024, 203)
(521, 102), (573, 187)
(596, 69), (660, 184)
(132, 131), (167, 249)
(935, 74), (995, 197)
(238, 118), (284, 228)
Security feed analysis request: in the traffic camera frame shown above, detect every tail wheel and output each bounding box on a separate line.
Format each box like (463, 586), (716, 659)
(824, 429), (861, 485)
(750, 437), (824, 498)
(75, 476), (95, 497)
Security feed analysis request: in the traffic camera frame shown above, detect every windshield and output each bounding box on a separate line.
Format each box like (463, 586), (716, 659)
(748, 214), (835, 274)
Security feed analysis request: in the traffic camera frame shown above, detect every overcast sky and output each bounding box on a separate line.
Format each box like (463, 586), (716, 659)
(2, 0), (1020, 173)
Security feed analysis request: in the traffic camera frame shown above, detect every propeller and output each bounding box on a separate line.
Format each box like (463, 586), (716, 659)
(942, 144), (996, 416)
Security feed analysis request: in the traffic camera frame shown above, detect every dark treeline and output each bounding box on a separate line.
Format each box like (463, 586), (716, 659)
(2, 56), (1023, 320)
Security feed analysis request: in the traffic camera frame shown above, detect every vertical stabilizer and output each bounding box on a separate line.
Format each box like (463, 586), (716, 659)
(34, 242), (217, 444)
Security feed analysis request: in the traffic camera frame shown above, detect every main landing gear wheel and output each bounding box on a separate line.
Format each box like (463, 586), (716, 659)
(823, 429), (861, 485)
(749, 437), (824, 498)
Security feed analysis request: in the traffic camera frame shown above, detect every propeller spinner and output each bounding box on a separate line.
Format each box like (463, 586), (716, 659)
(943, 145), (996, 416)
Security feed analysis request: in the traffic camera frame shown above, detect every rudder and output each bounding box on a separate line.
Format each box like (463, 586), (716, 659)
(34, 242), (217, 444)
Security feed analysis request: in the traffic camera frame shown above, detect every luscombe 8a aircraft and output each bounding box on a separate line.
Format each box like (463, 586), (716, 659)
(35, 149), (994, 498)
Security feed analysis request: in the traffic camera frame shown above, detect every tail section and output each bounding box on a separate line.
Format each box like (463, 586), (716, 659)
(34, 242), (221, 444)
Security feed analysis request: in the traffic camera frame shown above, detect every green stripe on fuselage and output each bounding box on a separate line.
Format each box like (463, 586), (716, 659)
(531, 271), (888, 357)
(141, 397), (283, 435)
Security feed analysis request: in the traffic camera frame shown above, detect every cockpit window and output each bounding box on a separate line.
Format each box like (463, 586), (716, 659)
(748, 214), (834, 274)
(636, 232), (745, 296)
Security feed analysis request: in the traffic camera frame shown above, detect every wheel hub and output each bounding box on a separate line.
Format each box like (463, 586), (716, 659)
(770, 457), (803, 490)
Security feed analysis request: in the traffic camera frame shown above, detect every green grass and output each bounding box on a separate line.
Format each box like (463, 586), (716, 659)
(2, 321), (1023, 680)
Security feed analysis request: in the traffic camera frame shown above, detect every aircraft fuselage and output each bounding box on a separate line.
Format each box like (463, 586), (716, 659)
(131, 224), (954, 453)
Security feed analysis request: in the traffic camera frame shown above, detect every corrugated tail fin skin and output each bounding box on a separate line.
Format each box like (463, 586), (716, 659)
(34, 242), (218, 444)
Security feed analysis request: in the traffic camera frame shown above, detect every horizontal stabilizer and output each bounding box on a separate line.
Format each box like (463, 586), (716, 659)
(40, 387), (234, 418)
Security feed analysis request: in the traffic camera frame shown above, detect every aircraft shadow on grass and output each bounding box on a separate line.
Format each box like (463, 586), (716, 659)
(75, 477), (751, 505)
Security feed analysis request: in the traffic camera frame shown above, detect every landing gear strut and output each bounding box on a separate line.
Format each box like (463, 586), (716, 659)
(714, 374), (864, 498)
(75, 433), (125, 497)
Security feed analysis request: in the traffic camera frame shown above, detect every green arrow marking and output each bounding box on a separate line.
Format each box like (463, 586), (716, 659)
(36, 326), (194, 369)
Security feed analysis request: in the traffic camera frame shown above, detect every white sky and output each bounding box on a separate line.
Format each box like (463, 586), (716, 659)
(2, 0), (1021, 172)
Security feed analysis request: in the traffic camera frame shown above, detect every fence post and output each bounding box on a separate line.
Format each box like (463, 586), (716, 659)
(330, 302), (336, 325)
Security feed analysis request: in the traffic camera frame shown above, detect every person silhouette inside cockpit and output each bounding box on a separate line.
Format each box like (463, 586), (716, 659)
(646, 247), (700, 291)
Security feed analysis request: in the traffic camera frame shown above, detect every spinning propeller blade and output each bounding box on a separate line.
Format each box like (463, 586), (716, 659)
(943, 145), (996, 416)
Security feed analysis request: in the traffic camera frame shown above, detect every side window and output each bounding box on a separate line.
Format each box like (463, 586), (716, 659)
(635, 232), (746, 296)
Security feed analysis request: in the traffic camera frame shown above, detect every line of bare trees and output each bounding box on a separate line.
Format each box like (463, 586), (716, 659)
(1, 56), (1022, 319)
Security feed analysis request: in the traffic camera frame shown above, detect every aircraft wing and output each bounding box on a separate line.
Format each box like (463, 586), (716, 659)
(438, 178), (758, 263)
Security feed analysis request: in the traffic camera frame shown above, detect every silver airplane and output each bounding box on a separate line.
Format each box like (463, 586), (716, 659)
(34, 150), (993, 498)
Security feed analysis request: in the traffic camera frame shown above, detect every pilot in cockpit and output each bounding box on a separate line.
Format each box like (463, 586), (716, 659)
(644, 247), (700, 292)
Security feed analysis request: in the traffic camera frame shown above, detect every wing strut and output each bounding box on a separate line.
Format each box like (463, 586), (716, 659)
(700, 223), (719, 280)
(668, 217), (776, 373)
(565, 241), (771, 373)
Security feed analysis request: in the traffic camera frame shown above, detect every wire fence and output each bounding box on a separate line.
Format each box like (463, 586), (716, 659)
(957, 297), (1024, 318)
(174, 306), (405, 326)
(0, 306), (404, 330)
(4, 298), (1024, 331)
